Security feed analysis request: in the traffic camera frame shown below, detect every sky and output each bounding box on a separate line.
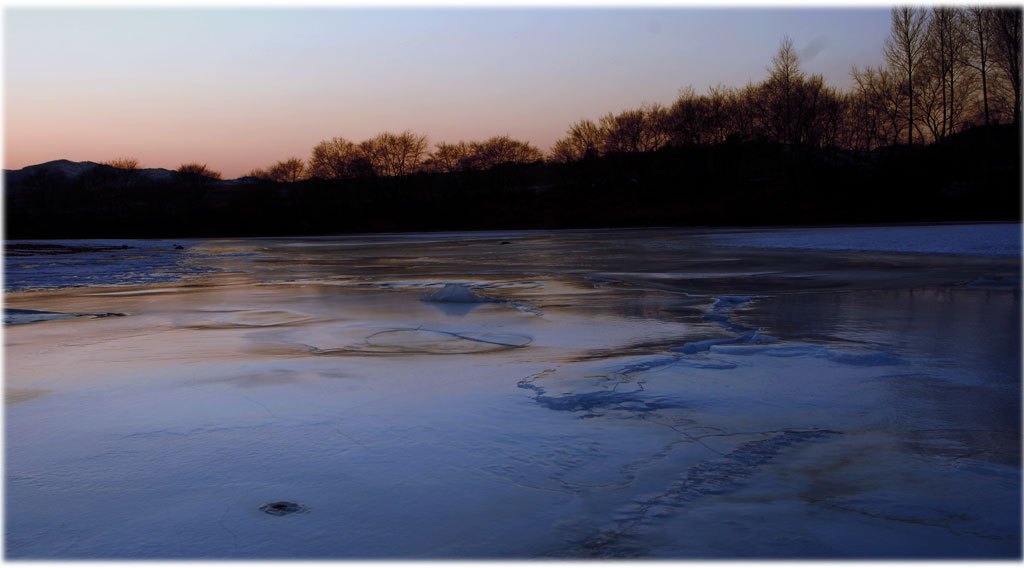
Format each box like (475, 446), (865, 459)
(4, 6), (894, 178)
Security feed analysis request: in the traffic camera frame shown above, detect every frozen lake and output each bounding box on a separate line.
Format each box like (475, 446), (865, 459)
(4, 224), (1021, 559)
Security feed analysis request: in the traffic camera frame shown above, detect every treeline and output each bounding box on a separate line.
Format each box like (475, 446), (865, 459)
(550, 6), (1021, 160)
(231, 6), (1020, 180)
(76, 6), (1023, 185)
(6, 121), (1019, 238)
(243, 133), (543, 183)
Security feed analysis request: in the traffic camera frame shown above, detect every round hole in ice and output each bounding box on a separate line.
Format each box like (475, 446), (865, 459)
(259, 501), (306, 516)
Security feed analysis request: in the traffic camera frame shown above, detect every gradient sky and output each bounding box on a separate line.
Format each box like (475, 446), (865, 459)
(5, 7), (893, 178)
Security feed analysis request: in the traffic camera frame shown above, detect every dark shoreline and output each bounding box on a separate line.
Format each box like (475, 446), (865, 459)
(6, 125), (1020, 240)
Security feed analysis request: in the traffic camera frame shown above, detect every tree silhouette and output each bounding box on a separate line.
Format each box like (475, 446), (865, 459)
(851, 65), (897, 147)
(103, 157), (139, 170)
(918, 7), (973, 141)
(738, 37), (845, 148)
(550, 119), (602, 162)
(762, 35), (805, 144)
(599, 104), (669, 153)
(990, 7), (1022, 124)
(426, 141), (472, 173)
(964, 6), (995, 125)
(360, 131), (428, 177)
(464, 136), (543, 170)
(245, 167), (270, 180)
(668, 87), (719, 147)
(309, 137), (364, 180)
(266, 158), (306, 183)
(885, 7), (929, 145)
(177, 163), (221, 180)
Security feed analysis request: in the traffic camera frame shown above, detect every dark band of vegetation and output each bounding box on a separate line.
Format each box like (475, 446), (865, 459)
(6, 7), (1021, 238)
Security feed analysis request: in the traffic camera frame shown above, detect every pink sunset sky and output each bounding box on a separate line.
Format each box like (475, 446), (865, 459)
(5, 6), (893, 179)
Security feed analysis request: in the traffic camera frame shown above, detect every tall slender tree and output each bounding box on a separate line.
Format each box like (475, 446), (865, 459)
(920, 7), (974, 141)
(964, 6), (994, 125)
(990, 7), (1022, 124)
(765, 35), (804, 145)
(885, 7), (929, 144)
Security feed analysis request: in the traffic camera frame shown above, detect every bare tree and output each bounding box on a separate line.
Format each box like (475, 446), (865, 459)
(599, 110), (642, 153)
(745, 36), (847, 148)
(708, 85), (739, 143)
(264, 158), (306, 183)
(548, 119), (602, 162)
(426, 141), (472, 173)
(245, 168), (270, 180)
(668, 86), (724, 147)
(851, 64), (906, 147)
(885, 7), (929, 144)
(764, 35), (805, 144)
(177, 163), (221, 179)
(836, 89), (873, 150)
(176, 163), (220, 210)
(569, 119), (603, 157)
(732, 82), (764, 143)
(463, 136), (543, 170)
(103, 157), (139, 170)
(924, 8), (952, 138)
(802, 74), (846, 148)
(640, 103), (671, 150)
(360, 131), (428, 177)
(920, 7), (974, 141)
(99, 157), (141, 216)
(102, 157), (141, 190)
(309, 137), (367, 180)
(599, 104), (669, 153)
(548, 139), (579, 164)
(964, 6), (995, 125)
(990, 7), (1022, 124)
(357, 138), (386, 176)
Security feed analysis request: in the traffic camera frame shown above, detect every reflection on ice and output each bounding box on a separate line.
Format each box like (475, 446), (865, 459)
(4, 225), (1020, 559)
(310, 328), (532, 355)
(4, 307), (125, 325)
(181, 309), (314, 329)
(420, 283), (504, 316)
(420, 283), (500, 303)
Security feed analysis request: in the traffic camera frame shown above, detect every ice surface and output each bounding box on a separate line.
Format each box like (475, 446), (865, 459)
(3, 308), (77, 325)
(3, 307), (125, 325)
(4, 224), (1020, 559)
(701, 222), (1021, 257)
(420, 283), (499, 303)
(4, 239), (218, 292)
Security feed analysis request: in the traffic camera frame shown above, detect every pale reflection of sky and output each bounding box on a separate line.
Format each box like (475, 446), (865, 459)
(703, 223), (1023, 257)
(5, 8), (891, 177)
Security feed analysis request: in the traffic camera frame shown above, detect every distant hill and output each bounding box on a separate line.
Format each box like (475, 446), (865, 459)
(5, 159), (105, 183)
(3, 160), (254, 194)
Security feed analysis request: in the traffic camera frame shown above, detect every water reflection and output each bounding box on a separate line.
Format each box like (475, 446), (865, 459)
(741, 288), (1021, 382)
(425, 301), (480, 317)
